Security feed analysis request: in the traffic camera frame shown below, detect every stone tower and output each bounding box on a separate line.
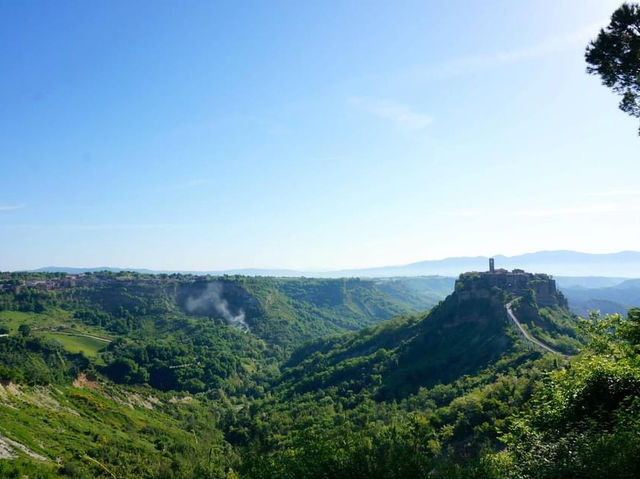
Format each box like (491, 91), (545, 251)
(489, 258), (495, 273)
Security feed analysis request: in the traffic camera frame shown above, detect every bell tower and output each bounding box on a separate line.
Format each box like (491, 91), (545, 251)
(489, 258), (495, 273)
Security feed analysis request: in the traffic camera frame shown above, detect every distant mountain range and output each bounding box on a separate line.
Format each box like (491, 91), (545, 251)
(559, 278), (640, 317)
(31, 250), (640, 278)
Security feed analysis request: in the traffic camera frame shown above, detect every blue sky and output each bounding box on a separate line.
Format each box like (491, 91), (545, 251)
(1, 0), (638, 271)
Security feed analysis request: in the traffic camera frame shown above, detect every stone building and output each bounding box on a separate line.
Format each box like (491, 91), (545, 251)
(455, 259), (562, 307)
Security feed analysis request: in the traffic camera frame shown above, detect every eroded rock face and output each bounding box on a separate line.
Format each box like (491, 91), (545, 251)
(455, 269), (564, 307)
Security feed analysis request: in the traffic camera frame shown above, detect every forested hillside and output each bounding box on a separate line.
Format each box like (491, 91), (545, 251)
(0, 272), (436, 348)
(0, 272), (448, 396)
(0, 270), (639, 478)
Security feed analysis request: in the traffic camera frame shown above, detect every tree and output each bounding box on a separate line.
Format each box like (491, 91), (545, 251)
(18, 324), (31, 337)
(586, 3), (640, 134)
(502, 309), (640, 479)
(104, 357), (149, 384)
(586, 3), (640, 133)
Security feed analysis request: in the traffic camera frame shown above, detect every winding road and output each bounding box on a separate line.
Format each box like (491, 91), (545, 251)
(505, 300), (564, 356)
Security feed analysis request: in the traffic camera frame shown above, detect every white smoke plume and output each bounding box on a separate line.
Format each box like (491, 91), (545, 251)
(185, 282), (249, 332)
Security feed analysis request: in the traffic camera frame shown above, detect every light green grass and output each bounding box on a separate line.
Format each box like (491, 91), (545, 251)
(0, 310), (72, 332)
(41, 332), (108, 358)
(0, 310), (113, 341)
(0, 383), (203, 477)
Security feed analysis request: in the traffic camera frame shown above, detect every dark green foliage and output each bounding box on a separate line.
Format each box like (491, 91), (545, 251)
(379, 291), (513, 398)
(18, 323), (31, 337)
(277, 285), (541, 401)
(100, 320), (270, 394)
(0, 272), (435, 394)
(501, 308), (640, 478)
(1, 272), (427, 351)
(1, 270), (637, 478)
(236, 276), (417, 350)
(104, 357), (150, 384)
(241, 413), (438, 479)
(511, 299), (582, 354)
(0, 335), (89, 384)
(586, 2), (640, 133)
(232, 350), (554, 479)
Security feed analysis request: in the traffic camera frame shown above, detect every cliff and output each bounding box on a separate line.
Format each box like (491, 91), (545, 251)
(455, 269), (566, 308)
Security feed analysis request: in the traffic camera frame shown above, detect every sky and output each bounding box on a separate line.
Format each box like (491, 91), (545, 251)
(1, 0), (638, 272)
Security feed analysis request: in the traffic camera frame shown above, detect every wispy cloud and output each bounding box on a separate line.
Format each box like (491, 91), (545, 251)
(590, 189), (640, 197)
(399, 21), (607, 81)
(0, 204), (26, 212)
(349, 97), (433, 131)
(513, 204), (629, 217)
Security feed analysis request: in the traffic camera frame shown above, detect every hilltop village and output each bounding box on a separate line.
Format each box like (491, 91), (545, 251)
(455, 259), (564, 307)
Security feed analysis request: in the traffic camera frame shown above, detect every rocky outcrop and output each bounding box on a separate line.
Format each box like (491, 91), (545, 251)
(455, 269), (565, 308)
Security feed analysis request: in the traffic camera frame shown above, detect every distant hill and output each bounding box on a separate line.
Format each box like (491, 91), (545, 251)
(27, 253), (640, 321)
(29, 250), (640, 278)
(554, 276), (631, 289)
(560, 278), (640, 317)
(332, 250), (640, 278)
(1, 272), (447, 353)
(372, 276), (455, 311)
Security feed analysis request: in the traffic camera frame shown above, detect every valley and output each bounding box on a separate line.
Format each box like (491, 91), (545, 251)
(1, 264), (636, 478)
(3, 0), (640, 477)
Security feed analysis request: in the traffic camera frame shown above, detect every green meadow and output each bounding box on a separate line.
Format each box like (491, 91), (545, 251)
(40, 332), (109, 358)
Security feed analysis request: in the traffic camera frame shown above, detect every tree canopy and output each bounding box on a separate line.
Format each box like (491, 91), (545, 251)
(586, 3), (640, 133)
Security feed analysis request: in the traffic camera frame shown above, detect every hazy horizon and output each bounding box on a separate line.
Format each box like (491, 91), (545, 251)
(16, 249), (640, 279)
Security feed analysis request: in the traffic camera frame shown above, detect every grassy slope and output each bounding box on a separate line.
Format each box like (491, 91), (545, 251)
(40, 332), (108, 357)
(0, 310), (74, 332)
(0, 379), (232, 478)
